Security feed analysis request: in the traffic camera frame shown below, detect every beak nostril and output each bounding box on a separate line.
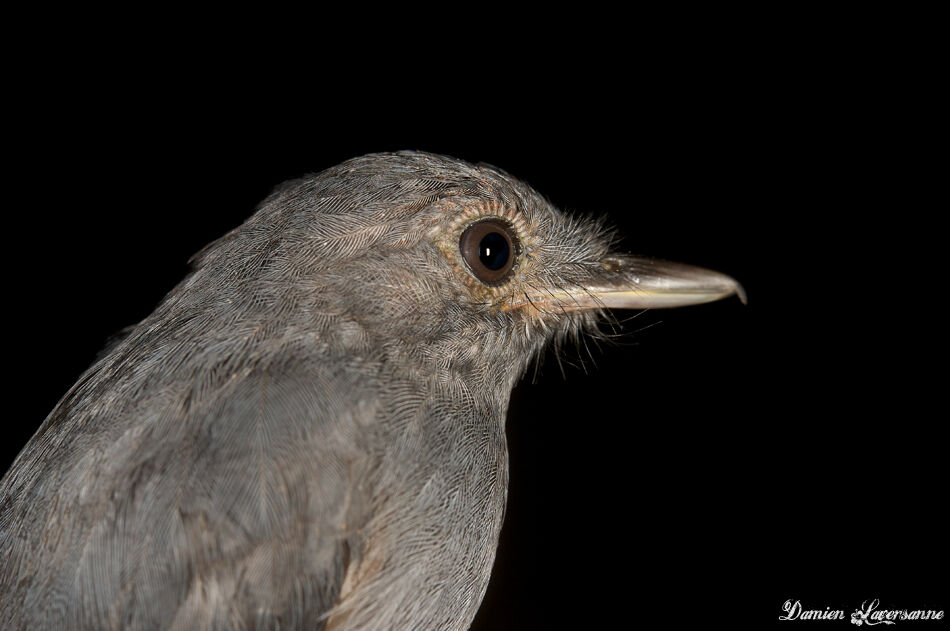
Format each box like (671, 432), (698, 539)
(600, 257), (624, 272)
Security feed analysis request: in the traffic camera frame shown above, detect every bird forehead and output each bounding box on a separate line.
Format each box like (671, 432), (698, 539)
(243, 152), (607, 299)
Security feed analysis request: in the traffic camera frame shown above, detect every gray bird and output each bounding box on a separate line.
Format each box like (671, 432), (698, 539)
(0, 151), (742, 630)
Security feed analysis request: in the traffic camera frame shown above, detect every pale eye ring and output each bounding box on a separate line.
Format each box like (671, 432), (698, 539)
(459, 218), (520, 286)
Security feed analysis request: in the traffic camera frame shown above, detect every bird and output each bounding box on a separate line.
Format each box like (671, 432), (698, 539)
(0, 151), (742, 630)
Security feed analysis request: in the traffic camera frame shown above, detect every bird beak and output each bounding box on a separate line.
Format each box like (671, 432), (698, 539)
(508, 255), (746, 313)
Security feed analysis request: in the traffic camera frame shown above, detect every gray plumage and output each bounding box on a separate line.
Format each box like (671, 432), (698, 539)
(0, 151), (741, 630)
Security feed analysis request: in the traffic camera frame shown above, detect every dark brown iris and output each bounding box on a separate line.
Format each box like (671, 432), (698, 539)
(459, 218), (519, 286)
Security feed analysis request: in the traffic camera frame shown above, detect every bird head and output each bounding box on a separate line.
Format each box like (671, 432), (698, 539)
(187, 151), (742, 393)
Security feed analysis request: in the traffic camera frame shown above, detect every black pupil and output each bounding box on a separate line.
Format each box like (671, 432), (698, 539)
(478, 232), (510, 270)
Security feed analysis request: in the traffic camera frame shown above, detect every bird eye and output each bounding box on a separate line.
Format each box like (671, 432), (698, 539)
(459, 218), (520, 286)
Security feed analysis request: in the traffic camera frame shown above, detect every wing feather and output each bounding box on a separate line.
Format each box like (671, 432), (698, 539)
(1, 355), (375, 630)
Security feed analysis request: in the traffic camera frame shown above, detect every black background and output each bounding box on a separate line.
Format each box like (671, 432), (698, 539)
(4, 9), (945, 629)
